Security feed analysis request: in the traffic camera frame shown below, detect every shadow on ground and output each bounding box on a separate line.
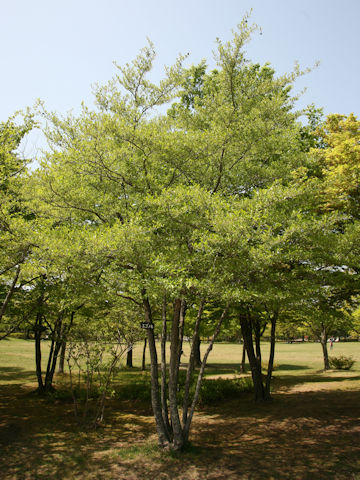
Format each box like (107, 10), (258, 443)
(0, 381), (359, 479)
(0, 367), (36, 383)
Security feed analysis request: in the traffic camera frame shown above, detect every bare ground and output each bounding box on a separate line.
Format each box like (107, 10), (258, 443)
(0, 380), (359, 480)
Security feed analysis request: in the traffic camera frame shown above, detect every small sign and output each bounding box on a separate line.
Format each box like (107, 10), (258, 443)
(140, 322), (154, 329)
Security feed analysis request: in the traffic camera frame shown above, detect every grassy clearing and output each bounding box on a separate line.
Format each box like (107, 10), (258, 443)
(0, 338), (360, 479)
(1, 337), (360, 384)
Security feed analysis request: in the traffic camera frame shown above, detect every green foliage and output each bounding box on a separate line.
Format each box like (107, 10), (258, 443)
(5, 15), (359, 447)
(115, 374), (152, 402)
(329, 355), (355, 370)
(114, 372), (253, 406)
(196, 377), (253, 405)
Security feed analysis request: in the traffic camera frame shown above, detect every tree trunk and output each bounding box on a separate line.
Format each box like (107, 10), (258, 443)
(240, 341), (247, 373)
(177, 300), (187, 365)
(240, 311), (269, 402)
(194, 336), (201, 368)
(141, 337), (147, 371)
(183, 299), (205, 427)
(44, 313), (63, 391)
(320, 323), (330, 370)
(168, 298), (185, 450)
(183, 302), (230, 442)
(58, 341), (66, 374)
(160, 295), (171, 435)
(265, 311), (278, 397)
(34, 311), (44, 391)
(58, 310), (76, 374)
(142, 294), (170, 448)
(126, 345), (133, 368)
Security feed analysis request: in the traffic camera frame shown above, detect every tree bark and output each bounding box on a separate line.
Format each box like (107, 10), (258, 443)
(194, 336), (201, 368)
(58, 310), (76, 374)
(240, 310), (269, 402)
(183, 302), (230, 442)
(160, 294), (171, 436)
(58, 341), (66, 374)
(168, 298), (185, 450)
(265, 311), (278, 397)
(141, 337), (147, 371)
(126, 345), (133, 367)
(240, 340), (247, 373)
(142, 294), (170, 447)
(183, 299), (205, 427)
(320, 323), (330, 370)
(44, 313), (63, 391)
(34, 311), (44, 391)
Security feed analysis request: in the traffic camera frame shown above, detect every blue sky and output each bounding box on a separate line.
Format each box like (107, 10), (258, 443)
(1, 0), (359, 156)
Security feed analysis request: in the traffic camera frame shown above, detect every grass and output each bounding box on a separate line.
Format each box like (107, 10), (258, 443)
(2, 337), (360, 385)
(0, 338), (360, 479)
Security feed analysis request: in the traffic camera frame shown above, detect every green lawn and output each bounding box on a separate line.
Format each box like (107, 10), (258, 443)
(1, 337), (359, 386)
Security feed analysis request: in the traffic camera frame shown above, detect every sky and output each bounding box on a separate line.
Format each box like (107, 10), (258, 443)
(1, 0), (359, 158)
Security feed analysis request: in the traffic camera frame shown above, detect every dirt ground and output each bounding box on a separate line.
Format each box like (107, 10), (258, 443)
(0, 378), (360, 480)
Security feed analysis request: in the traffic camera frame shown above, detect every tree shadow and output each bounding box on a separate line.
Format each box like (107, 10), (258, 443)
(275, 364), (311, 371)
(194, 388), (360, 479)
(0, 366), (35, 383)
(273, 373), (360, 390)
(0, 381), (360, 479)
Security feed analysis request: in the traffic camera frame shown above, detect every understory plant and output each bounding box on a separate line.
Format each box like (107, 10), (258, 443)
(329, 355), (355, 370)
(66, 320), (130, 427)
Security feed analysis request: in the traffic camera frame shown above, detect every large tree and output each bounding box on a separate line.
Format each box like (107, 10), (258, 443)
(29, 16), (318, 448)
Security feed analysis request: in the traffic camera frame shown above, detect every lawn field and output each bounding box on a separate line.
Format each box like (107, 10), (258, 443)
(1, 337), (360, 385)
(0, 338), (360, 479)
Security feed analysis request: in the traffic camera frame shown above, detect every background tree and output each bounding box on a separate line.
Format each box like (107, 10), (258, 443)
(0, 112), (35, 337)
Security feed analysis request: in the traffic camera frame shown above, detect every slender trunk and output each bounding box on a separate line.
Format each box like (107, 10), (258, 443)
(160, 294), (171, 436)
(183, 299), (205, 427)
(142, 294), (170, 447)
(183, 302), (230, 442)
(141, 337), (147, 371)
(254, 319), (262, 367)
(240, 311), (268, 402)
(194, 336), (201, 368)
(58, 310), (75, 374)
(265, 312), (278, 396)
(177, 300), (187, 365)
(45, 337), (55, 385)
(126, 345), (133, 367)
(168, 298), (184, 450)
(320, 323), (330, 370)
(44, 314), (63, 390)
(35, 311), (44, 391)
(58, 341), (66, 374)
(240, 341), (247, 373)
(45, 339), (62, 390)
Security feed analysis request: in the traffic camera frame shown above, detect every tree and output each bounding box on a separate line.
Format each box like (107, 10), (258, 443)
(0, 112), (35, 337)
(311, 113), (360, 217)
(30, 15), (317, 448)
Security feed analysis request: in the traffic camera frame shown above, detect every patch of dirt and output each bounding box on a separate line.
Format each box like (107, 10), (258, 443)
(0, 383), (360, 479)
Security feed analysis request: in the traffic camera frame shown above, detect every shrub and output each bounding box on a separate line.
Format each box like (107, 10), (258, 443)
(329, 355), (355, 370)
(197, 377), (253, 405)
(114, 374), (253, 406)
(116, 377), (152, 402)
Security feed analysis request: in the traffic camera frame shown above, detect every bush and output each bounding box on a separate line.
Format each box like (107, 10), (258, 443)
(114, 374), (253, 406)
(116, 378), (152, 402)
(9, 332), (33, 339)
(197, 377), (253, 405)
(329, 355), (355, 370)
